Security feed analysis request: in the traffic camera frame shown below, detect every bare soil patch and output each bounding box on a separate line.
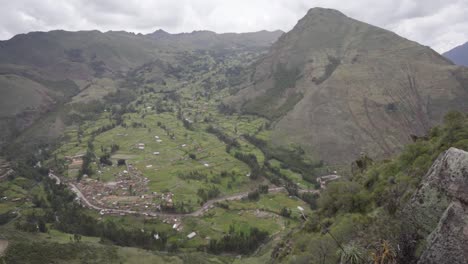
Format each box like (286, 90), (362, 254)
(0, 239), (9, 256)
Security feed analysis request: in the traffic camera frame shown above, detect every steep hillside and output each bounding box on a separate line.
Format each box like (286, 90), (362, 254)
(0, 29), (281, 151)
(443, 41), (468, 66)
(227, 8), (468, 164)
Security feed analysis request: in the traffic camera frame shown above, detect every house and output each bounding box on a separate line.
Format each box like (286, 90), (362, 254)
(67, 155), (84, 169)
(153, 152), (160, 155)
(187, 232), (197, 239)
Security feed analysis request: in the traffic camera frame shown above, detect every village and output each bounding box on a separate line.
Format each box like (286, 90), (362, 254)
(61, 152), (176, 215)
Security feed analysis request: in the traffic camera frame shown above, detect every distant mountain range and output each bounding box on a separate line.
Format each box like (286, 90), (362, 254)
(443, 41), (468, 66)
(0, 29), (282, 149)
(1, 7), (468, 164)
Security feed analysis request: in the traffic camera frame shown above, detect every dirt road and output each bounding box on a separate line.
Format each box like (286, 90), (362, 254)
(54, 173), (322, 218)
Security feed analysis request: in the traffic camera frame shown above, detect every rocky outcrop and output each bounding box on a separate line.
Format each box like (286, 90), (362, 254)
(402, 148), (468, 264)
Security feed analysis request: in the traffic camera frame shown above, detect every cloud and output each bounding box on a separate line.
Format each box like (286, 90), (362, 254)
(0, 0), (467, 52)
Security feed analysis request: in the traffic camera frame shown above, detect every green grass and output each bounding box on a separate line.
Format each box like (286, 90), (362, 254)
(53, 83), (270, 207)
(268, 159), (314, 188)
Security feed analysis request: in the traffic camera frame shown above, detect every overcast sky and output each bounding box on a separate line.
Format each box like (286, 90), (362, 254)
(1, 0), (467, 53)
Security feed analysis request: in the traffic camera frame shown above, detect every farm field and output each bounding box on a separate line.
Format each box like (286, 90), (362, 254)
(0, 48), (327, 263)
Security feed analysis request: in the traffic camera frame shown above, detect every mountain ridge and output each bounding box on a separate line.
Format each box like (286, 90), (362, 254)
(226, 7), (468, 164)
(443, 41), (468, 66)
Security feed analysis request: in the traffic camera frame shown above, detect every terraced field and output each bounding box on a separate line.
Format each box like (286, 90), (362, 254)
(0, 49), (327, 263)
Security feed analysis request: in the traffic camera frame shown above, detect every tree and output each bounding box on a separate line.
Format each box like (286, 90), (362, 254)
(280, 207), (291, 218)
(258, 185), (269, 194)
(247, 190), (260, 200)
(73, 233), (82, 243)
(99, 153), (112, 166)
(117, 159), (126, 166)
(38, 219), (48, 233)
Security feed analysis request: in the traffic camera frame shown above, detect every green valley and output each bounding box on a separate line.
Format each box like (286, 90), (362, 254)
(1, 5), (468, 264)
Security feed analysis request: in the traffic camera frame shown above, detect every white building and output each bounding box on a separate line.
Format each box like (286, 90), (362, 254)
(187, 232), (197, 239)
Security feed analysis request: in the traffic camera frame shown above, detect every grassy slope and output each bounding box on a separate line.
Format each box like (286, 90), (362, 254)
(278, 111), (468, 263)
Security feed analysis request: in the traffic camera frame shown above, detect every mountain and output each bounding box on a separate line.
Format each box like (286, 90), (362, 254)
(0, 29), (282, 150)
(146, 29), (284, 51)
(443, 41), (468, 66)
(226, 7), (468, 164)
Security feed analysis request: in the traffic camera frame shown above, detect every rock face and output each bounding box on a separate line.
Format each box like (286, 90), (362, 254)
(227, 8), (468, 164)
(403, 148), (468, 264)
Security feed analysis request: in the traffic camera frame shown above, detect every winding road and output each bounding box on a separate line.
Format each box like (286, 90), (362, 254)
(50, 173), (324, 218)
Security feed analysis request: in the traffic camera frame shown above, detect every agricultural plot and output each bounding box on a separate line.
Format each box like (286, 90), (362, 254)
(52, 76), (272, 212)
(180, 192), (312, 248)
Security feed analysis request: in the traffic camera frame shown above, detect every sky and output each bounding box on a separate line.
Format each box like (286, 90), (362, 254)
(0, 0), (467, 53)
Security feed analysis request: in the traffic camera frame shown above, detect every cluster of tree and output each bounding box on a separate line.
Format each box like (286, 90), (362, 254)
(197, 185), (220, 204)
(206, 125), (240, 152)
(14, 212), (47, 233)
(217, 103), (236, 115)
(245, 135), (323, 184)
(207, 225), (269, 254)
(163, 91), (180, 102)
(218, 170), (234, 178)
(130, 121), (146, 128)
(117, 159), (126, 166)
(2, 240), (120, 264)
(182, 118), (194, 131)
(78, 141), (95, 180)
(243, 134), (267, 149)
(301, 192), (319, 210)
(110, 144), (120, 153)
(154, 99), (174, 114)
(234, 152), (261, 180)
(98, 144), (120, 166)
(99, 153), (112, 166)
(280, 207), (292, 218)
(91, 123), (116, 137)
(0, 210), (17, 225)
(225, 66), (245, 87)
(178, 170), (207, 181)
(246, 185), (269, 201)
(38, 180), (170, 251)
(247, 190), (260, 200)
(258, 184), (269, 194)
